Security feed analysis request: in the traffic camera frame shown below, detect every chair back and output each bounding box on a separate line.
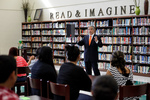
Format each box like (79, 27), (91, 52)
(47, 81), (70, 100)
(119, 83), (148, 100)
(16, 67), (30, 75)
(28, 76), (43, 96)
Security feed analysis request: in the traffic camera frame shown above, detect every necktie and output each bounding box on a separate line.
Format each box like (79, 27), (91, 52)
(89, 35), (92, 46)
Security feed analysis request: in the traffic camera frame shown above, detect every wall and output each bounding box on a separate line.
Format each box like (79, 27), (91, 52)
(30, 0), (148, 21)
(0, 0), (24, 54)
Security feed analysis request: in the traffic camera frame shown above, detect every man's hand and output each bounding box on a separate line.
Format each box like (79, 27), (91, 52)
(94, 36), (98, 42)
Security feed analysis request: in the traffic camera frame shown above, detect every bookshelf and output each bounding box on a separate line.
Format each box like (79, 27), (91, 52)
(22, 15), (150, 77)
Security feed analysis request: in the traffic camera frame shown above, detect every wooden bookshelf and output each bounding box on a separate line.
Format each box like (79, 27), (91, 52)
(22, 15), (150, 77)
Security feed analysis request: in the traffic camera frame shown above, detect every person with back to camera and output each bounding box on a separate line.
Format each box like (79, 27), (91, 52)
(77, 26), (102, 76)
(92, 75), (118, 100)
(28, 47), (41, 70)
(106, 51), (139, 100)
(8, 47), (34, 82)
(56, 45), (92, 100)
(31, 46), (57, 98)
(0, 55), (19, 100)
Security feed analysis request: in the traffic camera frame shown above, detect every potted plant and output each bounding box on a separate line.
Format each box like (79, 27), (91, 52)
(22, 0), (29, 22)
(133, 0), (140, 15)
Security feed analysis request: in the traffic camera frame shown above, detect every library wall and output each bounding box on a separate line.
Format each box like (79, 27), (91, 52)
(30, 0), (148, 21)
(0, 0), (24, 54)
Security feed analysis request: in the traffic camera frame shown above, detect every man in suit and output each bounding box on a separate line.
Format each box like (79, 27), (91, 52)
(77, 26), (102, 76)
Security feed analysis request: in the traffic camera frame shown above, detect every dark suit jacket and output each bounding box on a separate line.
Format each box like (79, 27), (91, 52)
(77, 34), (102, 62)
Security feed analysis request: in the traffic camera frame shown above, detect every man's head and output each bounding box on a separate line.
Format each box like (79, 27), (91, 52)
(0, 55), (17, 88)
(92, 75), (118, 100)
(9, 47), (18, 57)
(88, 26), (95, 35)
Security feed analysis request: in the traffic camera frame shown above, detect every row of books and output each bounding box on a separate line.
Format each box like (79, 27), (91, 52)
(31, 30), (40, 35)
(53, 58), (64, 64)
(22, 31), (31, 35)
(96, 29), (112, 35)
(78, 45), (84, 51)
(113, 19), (132, 26)
(113, 37), (132, 44)
(133, 27), (150, 35)
(53, 37), (65, 42)
(96, 20), (109, 27)
(22, 24), (31, 29)
(32, 37), (41, 41)
(23, 43), (31, 48)
(98, 53), (111, 61)
(133, 37), (150, 44)
(79, 21), (95, 27)
(112, 27), (131, 35)
(80, 29), (88, 35)
(133, 55), (150, 64)
(132, 65), (150, 74)
(113, 45), (132, 53)
(32, 43), (42, 48)
(77, 60), (85, 67)
(101, 37), (112, 44)
(66, 22), (78, 27)
(53, 22), (65, 28)
(66, 37), (77, 43)
(133, 46), (150, 54)
(42, 37), (52, 42)
(98, 62), (111, 69)
(42, 30), (53, 35)
(42, 23), (52, 28)
(53, 30), (65, 35)
(42, 43), (52, 47)
(32, 24), (41, 29)
(53, 44), (64, 49)
(98, 45), (112, 52)
(133, 17), (150, 26)
(22, 37), (31, 41)
(53, 50), (65, 56)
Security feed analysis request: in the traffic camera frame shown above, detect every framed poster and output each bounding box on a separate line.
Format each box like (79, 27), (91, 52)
(34, 9), (43, 20)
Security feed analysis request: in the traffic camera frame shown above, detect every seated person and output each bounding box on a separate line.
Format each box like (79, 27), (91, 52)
(31, 46), (57, 98)
(28, 47), (41, 70)
(0, 55), (19, 100)
(106, 51), (133, 86)
(56, 45), (92, 100)
(92, 75), (118, 100)
(9, 47), (34, 82)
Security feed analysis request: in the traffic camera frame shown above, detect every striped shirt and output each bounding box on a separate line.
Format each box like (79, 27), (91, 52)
(0, 86), (19, 100)
(16, 56), (28, 77)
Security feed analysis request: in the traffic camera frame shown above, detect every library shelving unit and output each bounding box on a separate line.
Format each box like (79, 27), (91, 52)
(22, 15), (150, 77)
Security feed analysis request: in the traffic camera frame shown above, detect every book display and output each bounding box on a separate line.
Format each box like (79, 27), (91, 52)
(22, 15), (150, 76)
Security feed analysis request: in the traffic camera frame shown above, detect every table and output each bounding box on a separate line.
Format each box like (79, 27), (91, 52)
(20, 95), (52, 100)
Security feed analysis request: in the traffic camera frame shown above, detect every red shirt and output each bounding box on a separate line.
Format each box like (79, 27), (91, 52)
(16, 56), (28, 77)
(0, 86), (19, 100)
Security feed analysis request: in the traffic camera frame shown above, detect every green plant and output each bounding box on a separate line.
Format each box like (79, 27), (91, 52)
(133, 0), (140, 7)
(22, 0), (29, 10)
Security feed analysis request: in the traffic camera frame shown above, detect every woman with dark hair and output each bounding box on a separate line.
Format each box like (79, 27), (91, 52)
(31, 46), (57, 98)
(56, 45), (91, 100)
(8, 47), (34, 82)
(106, 51), (133, 86)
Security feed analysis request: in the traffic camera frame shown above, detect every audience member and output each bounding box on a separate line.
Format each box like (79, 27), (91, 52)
(28, 47), (41, 70)
(31, 46), (57, 98)
(92, 75), (118, 100)
(56, 45), (91, 100)
(106, 51), (133, 86)
(0, 55), (19, 100)
(8, 47), (34, 82)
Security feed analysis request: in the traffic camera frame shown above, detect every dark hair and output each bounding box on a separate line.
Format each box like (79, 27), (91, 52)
(92, 75), (118, 100)
(65, 45), (80, 62)
(8, 47), (18, 56)
(39, 46), (54, 68)
(111, 51), (126, 75)
(0, 55), (17, 83)
(36, 47), (41, 58)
